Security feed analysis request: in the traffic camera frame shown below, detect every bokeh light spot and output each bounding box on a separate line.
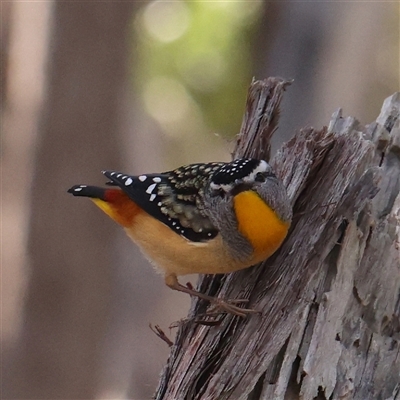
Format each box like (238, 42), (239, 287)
(144, 76), (191, 125)
(143, 0), (191, 43)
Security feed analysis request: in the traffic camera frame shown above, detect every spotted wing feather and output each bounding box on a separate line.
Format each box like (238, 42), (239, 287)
(103, 162), (224, 242)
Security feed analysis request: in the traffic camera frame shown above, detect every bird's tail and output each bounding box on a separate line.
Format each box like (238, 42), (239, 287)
(68, 185), (140, 227)
(68, 185), (109, 199)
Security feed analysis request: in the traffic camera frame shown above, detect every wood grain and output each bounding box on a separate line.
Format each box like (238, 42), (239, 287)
(155, 79), (400, 400)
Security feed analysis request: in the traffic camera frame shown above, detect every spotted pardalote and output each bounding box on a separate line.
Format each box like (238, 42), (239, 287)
(68, 158), (292, 316)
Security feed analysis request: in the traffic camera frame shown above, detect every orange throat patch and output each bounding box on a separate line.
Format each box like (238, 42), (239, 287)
(233, 190), (289, 261)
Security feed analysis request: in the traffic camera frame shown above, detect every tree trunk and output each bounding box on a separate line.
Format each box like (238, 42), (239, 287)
(155, 78), (400, 400)
(3, 3), (134, 399)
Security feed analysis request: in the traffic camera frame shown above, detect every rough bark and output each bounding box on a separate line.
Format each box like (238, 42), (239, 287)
(155, 78), (400, 400)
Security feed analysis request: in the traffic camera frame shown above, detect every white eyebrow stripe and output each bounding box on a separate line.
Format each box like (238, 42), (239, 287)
(243, 160), (268, 182)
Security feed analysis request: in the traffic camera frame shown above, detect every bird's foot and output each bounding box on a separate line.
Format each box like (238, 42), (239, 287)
(207, 298), (260, 318)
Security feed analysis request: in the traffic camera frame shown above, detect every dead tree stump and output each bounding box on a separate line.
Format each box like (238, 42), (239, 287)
(155, 78), (400, 400)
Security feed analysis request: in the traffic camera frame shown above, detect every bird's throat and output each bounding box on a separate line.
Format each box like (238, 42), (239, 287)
(233, 190), (289, 260)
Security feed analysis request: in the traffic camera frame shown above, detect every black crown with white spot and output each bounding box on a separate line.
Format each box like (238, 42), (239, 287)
(209, 159), (273, 193)
(212, 159), (261, 184)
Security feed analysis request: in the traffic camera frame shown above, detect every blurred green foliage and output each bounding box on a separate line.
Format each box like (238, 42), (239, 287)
(134, 0), (263, 140)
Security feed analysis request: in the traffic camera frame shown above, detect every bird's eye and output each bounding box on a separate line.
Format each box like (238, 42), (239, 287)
(216, 188), (225, 198)
(255, 172), (266, 182)
(211, 188), (225, 198)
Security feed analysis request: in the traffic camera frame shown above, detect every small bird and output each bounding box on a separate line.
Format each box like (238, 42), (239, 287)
(68, 159), (292, 316)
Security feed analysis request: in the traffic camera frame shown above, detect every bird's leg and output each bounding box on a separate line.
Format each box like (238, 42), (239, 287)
(149, 324), (173, 347)
(164, 274), (259, 318)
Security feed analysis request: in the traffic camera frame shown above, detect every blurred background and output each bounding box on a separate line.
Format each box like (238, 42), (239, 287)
(1, 1), (398, 399)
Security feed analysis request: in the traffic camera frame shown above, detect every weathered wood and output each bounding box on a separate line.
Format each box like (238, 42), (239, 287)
(155, 79), (400, 400)
(233, 77), (292, 161)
